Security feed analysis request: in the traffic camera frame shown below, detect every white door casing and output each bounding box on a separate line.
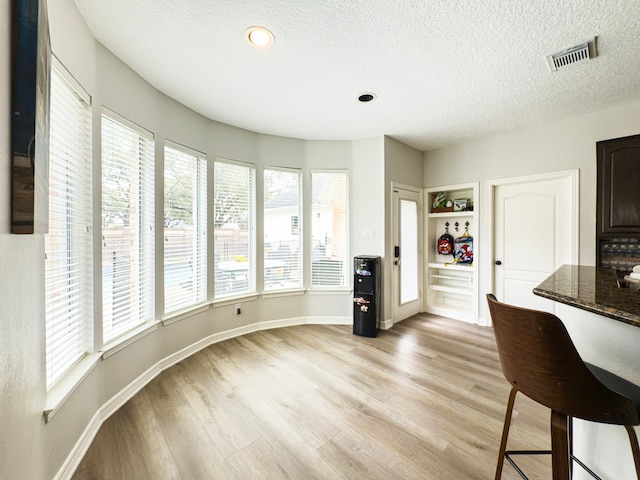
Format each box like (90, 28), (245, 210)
(392, 184), (422, 323)
(488, 170), (579, 314)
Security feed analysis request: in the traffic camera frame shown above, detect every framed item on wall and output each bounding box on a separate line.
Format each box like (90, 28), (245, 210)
(453, 198), (468, 212)
(11, 0), (51, 234)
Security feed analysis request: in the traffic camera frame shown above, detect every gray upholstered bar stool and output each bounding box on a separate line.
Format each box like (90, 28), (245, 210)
(487, 294), (640, 480)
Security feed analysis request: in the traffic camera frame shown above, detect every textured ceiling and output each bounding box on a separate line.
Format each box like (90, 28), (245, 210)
(72, 0), (640, 151)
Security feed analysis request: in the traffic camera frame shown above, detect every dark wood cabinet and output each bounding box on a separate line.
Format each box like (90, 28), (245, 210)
(596, 134), (640, 271)
(597, 134), (640, 233)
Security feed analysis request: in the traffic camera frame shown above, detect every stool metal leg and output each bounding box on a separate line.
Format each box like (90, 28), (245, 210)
(496, 387), (518, 480)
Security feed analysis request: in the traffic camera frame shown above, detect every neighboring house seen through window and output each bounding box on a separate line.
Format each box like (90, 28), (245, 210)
(264, 167), (302, 291)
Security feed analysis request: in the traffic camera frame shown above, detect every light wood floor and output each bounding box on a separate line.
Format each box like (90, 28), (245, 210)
(72, 314), (552, 479)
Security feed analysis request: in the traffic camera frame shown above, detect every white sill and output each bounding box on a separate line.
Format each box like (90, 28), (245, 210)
(45, 352), (101, 423)
(162, 303), (210, 326)
(262, 288), (306, 299)
(213, 293), (259, 308)
(101, 320), (161, 360)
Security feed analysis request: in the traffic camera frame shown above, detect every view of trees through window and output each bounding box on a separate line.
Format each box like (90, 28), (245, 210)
(164, 145), (207, 314)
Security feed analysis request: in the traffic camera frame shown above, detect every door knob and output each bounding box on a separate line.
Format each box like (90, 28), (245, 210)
(495, 260), (502, 265)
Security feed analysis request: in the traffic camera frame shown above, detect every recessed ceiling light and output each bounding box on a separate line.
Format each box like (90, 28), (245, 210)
(245, 26), (274, 48)
(358, 93), (376, 103)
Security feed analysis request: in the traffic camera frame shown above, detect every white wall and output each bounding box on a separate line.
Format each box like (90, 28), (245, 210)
(352, 136), (385, 259)
(350, 136), (386, 325)
(384, 137), (424, 323)
(0, 0), (46, 478)
(424, 104), (640, 479)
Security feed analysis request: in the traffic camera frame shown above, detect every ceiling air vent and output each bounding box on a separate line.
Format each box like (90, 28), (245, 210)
(546, 37), (597, 72)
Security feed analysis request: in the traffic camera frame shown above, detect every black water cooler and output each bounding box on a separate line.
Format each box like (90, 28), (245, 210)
(353, 256), (381, 337)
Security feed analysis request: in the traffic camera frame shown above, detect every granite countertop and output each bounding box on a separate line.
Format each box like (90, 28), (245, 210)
(533, 265), (640, 328)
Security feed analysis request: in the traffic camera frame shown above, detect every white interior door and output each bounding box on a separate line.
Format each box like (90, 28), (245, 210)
(392, 186), (422, 322)
(492, 171), (578, 312)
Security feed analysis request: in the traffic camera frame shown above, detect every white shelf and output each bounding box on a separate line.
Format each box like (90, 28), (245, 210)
(428, 285), (473, 296)
(430, 274), (468, 282)
(428, 262), (473, 271)
(428, 211), (474, 218)
(424, 182), (479, 323)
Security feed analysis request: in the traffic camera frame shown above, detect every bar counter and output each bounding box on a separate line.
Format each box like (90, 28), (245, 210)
(533, 264), (640, 328)
(531, 265), (640, 477)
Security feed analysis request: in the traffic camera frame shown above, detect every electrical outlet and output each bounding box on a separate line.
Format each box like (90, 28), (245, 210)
(235, 303), (242, 315)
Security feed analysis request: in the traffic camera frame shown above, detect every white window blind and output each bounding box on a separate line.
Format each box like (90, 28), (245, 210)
(164, 143), (207, 314)
(101, 113), (155, 342)
(264, 167), (301, 291)
(213, 160), (255, 298)
(45, 65), (92, 389)
(311, 171), (348, 287)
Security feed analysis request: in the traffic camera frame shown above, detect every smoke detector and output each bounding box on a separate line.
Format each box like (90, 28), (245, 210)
(546, 37), (597, 72)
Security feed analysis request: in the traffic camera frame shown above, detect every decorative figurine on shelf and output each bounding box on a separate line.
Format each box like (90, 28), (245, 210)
(438, 222), (454, 255)
(431, 192), (455, 212)
(433, 192), (446, 209)
(454, 221), (473, 264)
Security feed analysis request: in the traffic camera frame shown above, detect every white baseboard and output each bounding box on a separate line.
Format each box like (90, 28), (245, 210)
(53, 315), (350, 480)
(380, 317), (394, 330)
(306, 315), (351, 325)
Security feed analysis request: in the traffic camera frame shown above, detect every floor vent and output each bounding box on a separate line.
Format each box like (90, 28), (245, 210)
(546, 37), (597, 72)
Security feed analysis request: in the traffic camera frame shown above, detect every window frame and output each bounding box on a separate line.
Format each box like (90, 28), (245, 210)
(213, 158), (257, 299)
(310, 170), (349, 289)
(263, 166), (303, 292)
(44, 58), (93, 390)
(100, 110), (155, 344)
(163, 141), (208, 317)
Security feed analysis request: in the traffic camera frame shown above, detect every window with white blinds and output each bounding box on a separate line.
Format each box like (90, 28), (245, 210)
(311, 171), (348, 287)
(264, 167), (301, 291)
(213, 159), (255, 298)
(45, 65), (92, 389)
(164, 143), (207, 314)
(101, 113), (155, 342)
